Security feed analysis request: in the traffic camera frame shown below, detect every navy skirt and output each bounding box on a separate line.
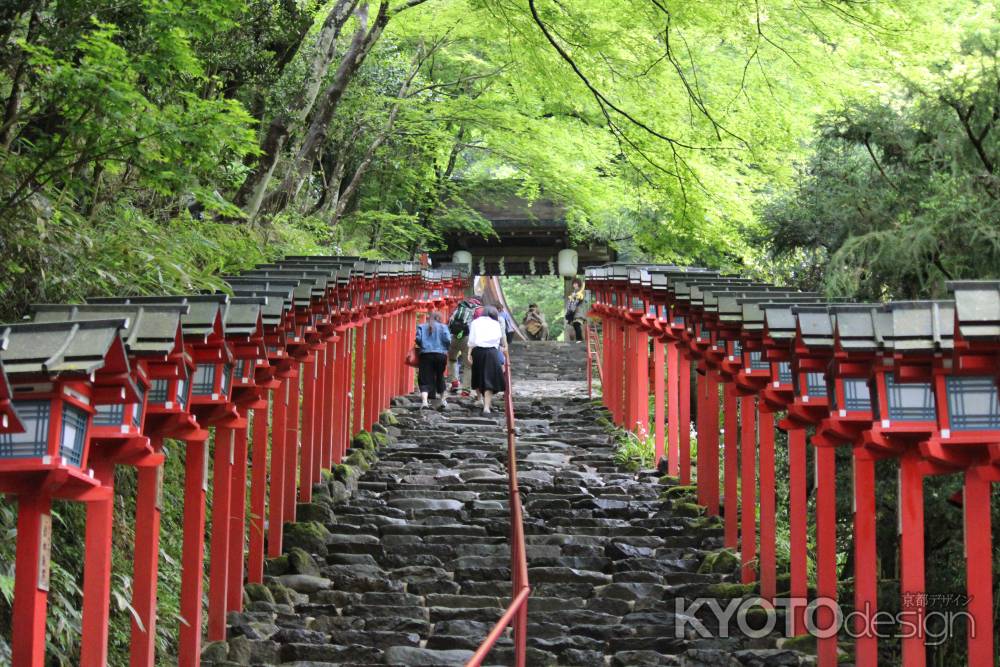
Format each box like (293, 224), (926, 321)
(470, 346), (506, 393)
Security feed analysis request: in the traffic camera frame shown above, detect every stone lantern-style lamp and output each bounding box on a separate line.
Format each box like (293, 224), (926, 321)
(0, 318), (130, 667)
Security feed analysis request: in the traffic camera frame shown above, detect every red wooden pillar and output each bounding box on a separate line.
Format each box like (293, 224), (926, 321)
(247, 399), (269, 583)
(129, 455), (164, 667)
(320, 338), (335, 471)
(11, 493), (53, 667)
(853, 448), (878, 665)
(207, 426), (233, 643)
(80, 459), (116, 666)
(602, 318), (613, 414)
(363, 318), (378, 430)
(696, 370), (707, 503)
(227, 416), (250, 614)
(178, 435), (209, 666)
(299, 355), (316, 503)
(679, 353), (692, 484)
(898, 452), (927, 667)
(283, 375), (300, 523)
(814, 443), (838, 666)
(758, 408), (775, 599)
(333, 336), (348, 462)
(964, 466), (994, 666)
(352, 325), (366, 436)
(787, 427), (808, 635)
(621, 325), (635, 431)
(267, 379), (287, 557)
(703, 372), (720, 516)
(723, 384), (738, 548)
(653, 338), (665, 464)
(739, 395), (756, 583)
(634, 330), (649, 435)
(667, 341), (680, 476)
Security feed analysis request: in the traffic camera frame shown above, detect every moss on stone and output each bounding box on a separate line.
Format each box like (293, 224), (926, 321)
(344, 450), (371, 471)
(698, 549), (739, 574)
(706, 582), (756, 599)
(658, 474), (680, 486)
(244, 582), (275, 604)
(351, 431), (375, 451)
(671, 501), (704, 517)
(282, 521), (331, 554)
(372, 430), (389, 447)
(379, 410), (399, 426)
(266, 580), (295, 605)
(263, 555), (289, 576)
(664, 485), (698, 499)
(691, 514), (723, 530)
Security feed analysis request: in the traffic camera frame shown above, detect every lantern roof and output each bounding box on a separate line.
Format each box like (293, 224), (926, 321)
(225, 290), (289, 327)
(222, 297), (265, 339)
(828, 304), (890, 352)
(672, 277), (756, 302)
(28, 303), (187, 357)
(245, 268), (333, 297)
(88, 294), (227, 341)
(947, 280), (1000, 341)
(792, 305), (835, 348)
(224, 277), (309, 309)
(882, 300), (955, 353)
(761, 302), (804, 340)
(719, 294), (825, 324)
(0, 318), (130, 377)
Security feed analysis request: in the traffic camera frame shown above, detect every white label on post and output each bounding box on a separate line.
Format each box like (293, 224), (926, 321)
(155, 464), (165, 511)
(38, 513), (52, 592)
(203, 446), (210, 493)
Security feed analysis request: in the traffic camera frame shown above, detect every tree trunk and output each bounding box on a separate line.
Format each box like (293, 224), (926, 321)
(235, 0), (360, 220)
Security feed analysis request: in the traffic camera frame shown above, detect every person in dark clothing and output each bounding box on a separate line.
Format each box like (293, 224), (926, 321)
(415, 312), (452, 408)
(564, 279), (586, 342)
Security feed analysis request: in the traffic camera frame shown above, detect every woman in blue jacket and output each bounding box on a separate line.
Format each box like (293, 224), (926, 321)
(415, 312), (453, 408)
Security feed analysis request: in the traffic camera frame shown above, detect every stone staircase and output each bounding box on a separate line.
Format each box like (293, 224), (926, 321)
(204, 346), (814, 666)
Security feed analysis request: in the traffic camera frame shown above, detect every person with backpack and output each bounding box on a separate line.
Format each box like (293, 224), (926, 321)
(414, 312), (452, 408)
(447, 295), (482, 394)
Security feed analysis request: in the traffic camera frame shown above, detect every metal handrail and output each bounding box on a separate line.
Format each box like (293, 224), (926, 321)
(466, 356), (530, 666)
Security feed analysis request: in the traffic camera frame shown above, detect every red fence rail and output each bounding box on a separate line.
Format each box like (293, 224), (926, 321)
(466, 357), (530, 666)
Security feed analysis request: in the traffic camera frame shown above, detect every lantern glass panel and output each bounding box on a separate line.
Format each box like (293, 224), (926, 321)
(192, 363), (218, 395)
(93, 402), (125, 427)
(796, 371), (828, 397)
(749, 350), (769, 370)
(235, 358), (251, 381)
(842, 378), (871, 412)
(131, 384), (144, 429)
(148, 378), (170, 404)
(0, 400), (50, 459)
(659, 305), (668, 321)
(885, 375), (935, 421)
(778, 362), (793, 384)
(176, 368), (190, 410)
(220, 363), (233, 397)
(673, 316), (685, 326)
(946, 376), (1000, 431)
(731, 340), (742, 358)
(60, 403), (89, 466)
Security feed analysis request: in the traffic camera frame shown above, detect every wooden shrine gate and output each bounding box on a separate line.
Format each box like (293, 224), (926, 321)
(0, 258), (469, 666)
(586, 264), (1000, 667)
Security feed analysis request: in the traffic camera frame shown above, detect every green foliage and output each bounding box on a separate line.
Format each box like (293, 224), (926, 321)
(612, 427), (655, 471)
(759, 28), (1000, 298)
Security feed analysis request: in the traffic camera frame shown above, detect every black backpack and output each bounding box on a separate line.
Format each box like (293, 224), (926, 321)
(449, 299), (479, 336)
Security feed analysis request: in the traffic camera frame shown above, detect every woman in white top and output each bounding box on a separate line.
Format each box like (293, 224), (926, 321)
(467, 305), (508, 414)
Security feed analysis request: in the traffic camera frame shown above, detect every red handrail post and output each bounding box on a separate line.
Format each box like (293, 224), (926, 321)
(723, 383), (739, 548)
(652, 338), (665, 465)
(739, 395), (757, 583)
